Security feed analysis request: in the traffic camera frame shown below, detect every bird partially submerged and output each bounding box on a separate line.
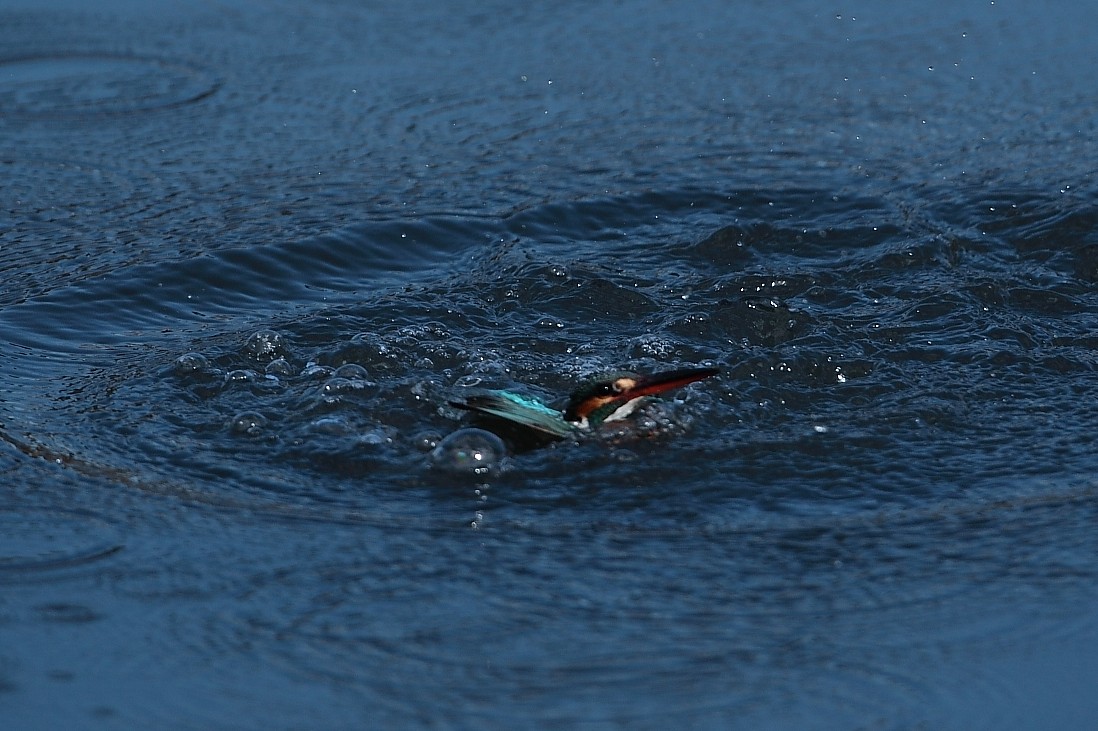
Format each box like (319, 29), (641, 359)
(449, 366), (718, 448)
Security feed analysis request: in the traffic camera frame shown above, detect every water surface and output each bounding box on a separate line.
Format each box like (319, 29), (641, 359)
(2, 1), (1098, 728)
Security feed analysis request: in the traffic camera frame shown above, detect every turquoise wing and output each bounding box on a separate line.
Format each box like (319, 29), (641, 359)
(451, 390), (576, 439)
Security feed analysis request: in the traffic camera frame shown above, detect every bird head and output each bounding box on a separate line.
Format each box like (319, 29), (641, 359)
(562, 367), (718, 428)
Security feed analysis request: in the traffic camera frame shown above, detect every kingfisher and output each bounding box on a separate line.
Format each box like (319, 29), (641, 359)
(450, 366), (718, 448)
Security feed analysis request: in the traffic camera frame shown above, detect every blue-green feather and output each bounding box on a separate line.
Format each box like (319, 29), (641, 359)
(451, 390), (576, 439)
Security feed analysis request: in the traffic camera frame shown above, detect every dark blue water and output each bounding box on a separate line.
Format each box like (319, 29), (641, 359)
(3, 1), (1098, 728)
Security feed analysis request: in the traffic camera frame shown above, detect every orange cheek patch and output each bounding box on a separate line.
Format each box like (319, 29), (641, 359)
(574, 395), (618, 420)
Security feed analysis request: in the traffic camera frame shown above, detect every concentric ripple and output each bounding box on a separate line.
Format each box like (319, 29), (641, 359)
(0, 507), (121, 580)
(0, 53), (219, 119)
(5, 185), (1098, 533)
(172, 508), (1072, 729)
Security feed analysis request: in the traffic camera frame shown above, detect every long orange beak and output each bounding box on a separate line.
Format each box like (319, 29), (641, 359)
(625, 366), (719, 399)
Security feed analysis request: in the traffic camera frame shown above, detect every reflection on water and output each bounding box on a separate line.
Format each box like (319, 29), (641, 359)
(2, 0), (1098, 728)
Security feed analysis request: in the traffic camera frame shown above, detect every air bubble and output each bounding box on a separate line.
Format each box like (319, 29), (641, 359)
(228, 411), (268, 436)
(412, 431), (443, 451)
(429, 428), (507, 476)
(225, 369), (259, 384)
(301, 363), (334, 380)
(308, 416), (353, 435)
(321, 377), (371, 396)
(243, 329), (287, 361)
(265, 358), (295, 377)
(171, 352), (210, 376)
(334, 363), (368, 379)
(358, 430), (392, 446)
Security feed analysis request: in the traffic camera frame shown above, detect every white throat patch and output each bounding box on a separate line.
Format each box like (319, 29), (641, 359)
(602, 397), (646, 423)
